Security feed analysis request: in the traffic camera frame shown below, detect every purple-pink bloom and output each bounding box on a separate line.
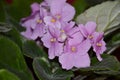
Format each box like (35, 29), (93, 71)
(59, 32), (91, 70)
(21, 2), (47, 40)
(92, 32), (106, 61)
(41, 28), (64, 59)
(44, 0), (75, 29)
(79, 21), (96, 42)
(49, 0), (75, 22)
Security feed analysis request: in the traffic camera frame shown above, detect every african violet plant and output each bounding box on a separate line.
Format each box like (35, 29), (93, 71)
(0, 0), (120, 80)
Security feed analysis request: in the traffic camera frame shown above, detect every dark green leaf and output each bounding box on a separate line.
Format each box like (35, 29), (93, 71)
(23, 40), (47, 58)
(94, 70), (120, 76)
(0, 36), (34, 80)
(5, 14), (25, 32)
(3, 6), (25, 32)
(0, 22), (23, 48)
(0, 69), (20, 80)
(0, 22), (12, 32)
(33, 57), (74, 80)
(106, 33), (120, 54)
(4, 28), (23, 48)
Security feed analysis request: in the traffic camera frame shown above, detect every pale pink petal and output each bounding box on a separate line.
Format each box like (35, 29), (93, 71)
(55, 21), (61, 29)
(41, 32), (51, 48)
(50, 0), (66, 15)
(85, 21), (96, 34)
(78, 39), (91, 55)
(96, 53), (103, 61)
(21, 19), (32, 28)
(40, 2), (48, 17)
(79, 24), (88, 37)
(68, 26), (80, 36)
(62, 3), (75, 21)
(74, 53), (90, 68)
(48, 46), (55, 59)
(69, 32), (84, 45)
(31, 2), (40, 14)
(44, 16), (52, 26)
(59, 53), (74, 70)
(30, 25), (45, 40)
(21, 28), (32, 39)
(55, 42), (64, 56)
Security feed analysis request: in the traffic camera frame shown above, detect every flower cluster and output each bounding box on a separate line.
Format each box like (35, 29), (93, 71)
(21, 0), (106, 70)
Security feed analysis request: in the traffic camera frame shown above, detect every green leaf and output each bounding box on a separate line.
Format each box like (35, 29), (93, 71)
(94, 70), (120, 76)
(0, 22), (12, 32)
(23, 40), (47, 58)
(33, 57), (74, 80)
(0, 22), (23, 48)
(0, 0), (42, 22)
(76, 1), (120, 32)
(106, 33), (120, 54)
(0, 69), (20, 80)
(3, 6), (25, 32)
(5, 14), (25, 32)
(0, 36), (34, 80)
(4, 28), (23, 48)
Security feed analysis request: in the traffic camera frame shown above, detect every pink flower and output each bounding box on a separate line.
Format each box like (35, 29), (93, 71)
(92, 32), (106, 61)
(44, 0), (75, 29)
(78, 21), (96, 42)
(59, 32), (91, 70)
(41, 28), (64, 59)
(79, 21), (106, 61)
(21, 2), (47, 40)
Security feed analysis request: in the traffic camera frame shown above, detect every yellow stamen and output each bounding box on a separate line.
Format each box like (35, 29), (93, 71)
(88, 35), (93, 39)
(36, 19), (42, 23)
(51, 18), (56, 23)
(71, 46), (76, 52)
(61, 30), (65, 33)
(96, 43), (102, 47)
(50, 38), (56, 42)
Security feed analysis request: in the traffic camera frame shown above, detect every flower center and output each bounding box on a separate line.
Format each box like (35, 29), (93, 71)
(36, 19), (42, 24)
(88, 35), (93, 39)
(96, 43), (102, 47)
(56, 14), (61, 19)
(61, 30), (65, 33)
(71, 46), (76, 52)
(50, 38), (56, 42)
(51, 18), (56, 23)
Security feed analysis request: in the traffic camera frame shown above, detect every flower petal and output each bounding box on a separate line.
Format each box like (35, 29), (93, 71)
(31, 25), (45, 40)
(79, 24), (88, 37)
(55, 42), (64, 56)
(85, 21), (96, 35)
(59, 53), (74, 70)
(41, 32), (51, 48)
(68, 31), (84, 45)
(21, 27), (32, 39)
(50, 0), (66, 15)
(31, 2), (40, 14)
(77, 39), (91, 55)
(62, 3), (75, 21)
(48, 45), (55, 59)
(74, 53), (90, 68)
